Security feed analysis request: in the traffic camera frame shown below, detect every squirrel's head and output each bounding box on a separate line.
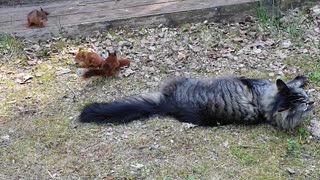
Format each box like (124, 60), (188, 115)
(74, 50), (86, 63)
(36, 7), (49, 22)
(107, 50), (117, 57)
(40, 7), (50, 16)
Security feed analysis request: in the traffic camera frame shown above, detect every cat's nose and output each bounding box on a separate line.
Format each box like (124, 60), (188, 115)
(307, 101), (315, 110)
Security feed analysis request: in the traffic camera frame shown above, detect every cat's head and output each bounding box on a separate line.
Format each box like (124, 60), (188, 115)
(273, 76), (314, 129)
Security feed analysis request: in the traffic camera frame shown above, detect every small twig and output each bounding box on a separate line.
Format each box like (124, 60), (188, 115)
(238, 145), (259, 149)
(46, 169), (55, 179)
(82, 142), (101, 152)
(3, 54), (10, 62)
(55, 17), (64, 35)
(56, 79), (76, 102)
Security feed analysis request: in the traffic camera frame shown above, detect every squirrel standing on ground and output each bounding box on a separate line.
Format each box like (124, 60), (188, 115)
(74, 49), (105, 68)
(27, 7), (50, 28)
(82, 50), (132, 79)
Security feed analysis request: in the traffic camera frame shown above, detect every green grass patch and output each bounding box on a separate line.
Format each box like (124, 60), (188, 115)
(255, 4), (280, 34)
(309, 72), (320, 82)
(255, 2), (307, 41)
(179, 23), (192, 32)
(298, 126), (310, 138)
(231, 146), (257, 165)
(0, 33), (26, 62)
(286, 139), (300, 156)
(51, 39), (67, 52)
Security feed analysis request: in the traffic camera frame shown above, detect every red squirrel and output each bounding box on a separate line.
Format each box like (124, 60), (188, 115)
(74, 49), (105, 68)
(27, 7), (49, 28)
(82, 51), (132, 79)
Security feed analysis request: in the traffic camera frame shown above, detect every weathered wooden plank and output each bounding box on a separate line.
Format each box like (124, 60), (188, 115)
(0, 0), (66, 7)
(0, 0), (174, 17)
(1, 0), (255, 31)
(0, 0), (254, 28)
(0, 0), (259, 40)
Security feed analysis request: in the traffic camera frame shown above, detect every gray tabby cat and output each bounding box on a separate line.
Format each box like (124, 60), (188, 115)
(80, 76), (314, 129)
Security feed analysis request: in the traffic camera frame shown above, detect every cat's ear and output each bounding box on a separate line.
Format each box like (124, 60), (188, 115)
(114, 50), (117, 56)
(276, 79), (290, 96)
(287, 75), (307, 88)
(40, 6), (44, 11)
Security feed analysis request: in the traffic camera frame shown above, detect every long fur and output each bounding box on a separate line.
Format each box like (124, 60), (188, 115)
(79, 76), (313, 129)
(118, 59), (132, 68)
(80, 93), (168, 124)
(82, 68), (108, 79)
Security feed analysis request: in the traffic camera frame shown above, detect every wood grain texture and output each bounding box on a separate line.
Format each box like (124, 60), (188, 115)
(0, 0), (259, 40)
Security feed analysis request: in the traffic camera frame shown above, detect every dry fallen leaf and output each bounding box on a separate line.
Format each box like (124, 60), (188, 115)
(27, 60), (37, 65)
(177, 52), (187, 60)
(253, 48), (262, 54)
(286, 167), (295, 174)
(35, 73), (42, 77)
(309, 119), (320, 140)
(232, 37), (244, 43)
(281, 40), (292, 49)
(15, 74), (33, 84)
(122, 68), (135, 77)
(275, 50), (287, 59)
(189, 45), (201, 52)
(148, 55), (156, 61)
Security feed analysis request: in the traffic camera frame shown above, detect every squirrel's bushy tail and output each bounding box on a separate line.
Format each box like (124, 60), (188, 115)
(118, 59), (132, 68)
(79, 92), (169, 124)
(82, 69), (107, 79)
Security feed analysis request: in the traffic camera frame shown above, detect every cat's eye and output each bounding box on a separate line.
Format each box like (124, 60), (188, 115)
(308, 101), (314, 105)
(303, 101), (314, 111)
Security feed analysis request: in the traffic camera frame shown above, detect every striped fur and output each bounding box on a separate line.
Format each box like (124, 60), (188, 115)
(79, 76), (314, 129)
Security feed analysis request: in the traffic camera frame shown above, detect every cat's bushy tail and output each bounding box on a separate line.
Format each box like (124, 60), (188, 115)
(79, 92), (169, 124)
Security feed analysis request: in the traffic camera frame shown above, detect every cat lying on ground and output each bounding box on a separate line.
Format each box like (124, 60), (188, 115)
(79, 75), (314, 129)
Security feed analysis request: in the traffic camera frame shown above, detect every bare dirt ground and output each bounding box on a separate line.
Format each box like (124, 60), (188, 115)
(1, 4), (320, 179)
